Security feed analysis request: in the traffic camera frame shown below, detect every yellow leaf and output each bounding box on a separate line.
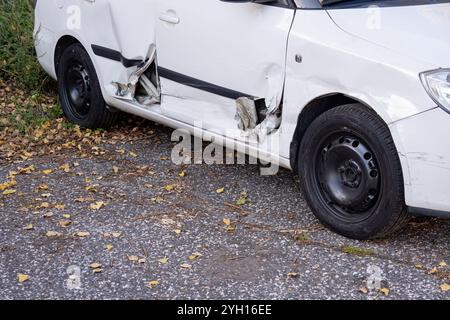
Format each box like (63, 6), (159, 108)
(148, 280), (160, 288)
(188, 252), (202, 261)
(59, 219), (72, 228)
(75, 231), (90, 238)
(112, 166), (119, 174)
(89, 262), (102, 269)
(216, 188), (225, 194)
(158, 258), (169, 265)
(223, 218), (231, 226)
(38, 184), (49, 190)
(379, 288), (390, 296)
(180, 263), (192, 269)
(438, 261), (447, 267)
(55, 204), (65, 210)
(129, 152), (137, 158)
(164, 184), (174, 192)
(18, 273), (29, 283)
(440, 283), (450, 292)
(288, 272), (299, 278)
(174, 229), (182, 235)
(89, 201), (105, 210)
(42, 169), (53, 175)
(23, 224), (33, 231)
(2, 189), (16, 195)
(428, 267), (438, 275)
(38, 202), (50, 209)
(63, 214), (71, 219)
(46, 231), (62, 237)
(178, 170), (186, 177)
(59, 164), (70, 173)
(105, 244), (114, 251)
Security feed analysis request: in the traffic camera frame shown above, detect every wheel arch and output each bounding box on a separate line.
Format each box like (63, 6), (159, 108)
(289, 93), (385, 171)
(54, 35), (82, 75)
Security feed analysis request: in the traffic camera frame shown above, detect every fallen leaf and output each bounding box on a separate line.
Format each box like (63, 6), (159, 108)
(148, 280), (160, 288)
(55, 204), (65, 210)
(89, 262), (102, 273)
(38, 184), (49, 190)
(158, 258), (169, 265)
(18, 274), (29, 283)
(359, 287), (369, 294)
(43, 212), (54, 218)
(438, 261), (447, 267)
(287, 272), (299, 278)
(112, 166), (119, 174)
(89, 262), (102, 269)
(89, 201), (105, 210)
(179, 170), (186, 177)
(379, 288), (390, 296)
(42, 169), (53, 175)
(129, 152), (137, 158)
(440, 283), (450, 292)
(180, 263), (192, 269)
(75, 231), (90, 238)
(105, 244), (114, 251)
(223, 218), (231, 226)
(59, 219), (72, 228)
(46, 231), (62, 237)
(59, 164), (70, 173)
(164, 184), (174, 192)
(2, 189), (16, 195)
(23, 224), (33, 231)
(188, 252), (202, 261)
(128, 255), (139, 262)
(216, 188), (225, 194)
(174, 229), (182, 235)
(236, 192), (248, 206)
(111, 232), (122, 238)
(428, 267), (438, 275)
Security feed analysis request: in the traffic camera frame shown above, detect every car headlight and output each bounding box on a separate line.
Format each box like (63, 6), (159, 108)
(420, 69), (450, 114)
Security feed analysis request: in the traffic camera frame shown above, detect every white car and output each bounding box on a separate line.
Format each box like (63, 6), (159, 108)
(33, 0), (450, 239)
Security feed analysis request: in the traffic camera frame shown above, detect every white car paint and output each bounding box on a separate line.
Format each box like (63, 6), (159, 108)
(34, 0), (450, 216)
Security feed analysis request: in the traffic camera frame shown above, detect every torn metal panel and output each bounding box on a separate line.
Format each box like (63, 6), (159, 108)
(111, 44), (161, 106)
(235, 96), (282, 142)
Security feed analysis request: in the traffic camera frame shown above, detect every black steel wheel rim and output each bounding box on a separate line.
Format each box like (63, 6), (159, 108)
(314, 132), (382, 223)
(64, 59), (92, 118)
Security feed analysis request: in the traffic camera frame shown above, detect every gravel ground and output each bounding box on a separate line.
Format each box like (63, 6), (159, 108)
(0, 121), (449, 300)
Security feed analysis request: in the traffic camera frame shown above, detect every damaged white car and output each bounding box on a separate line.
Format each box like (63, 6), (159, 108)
(34, 0), (450, 239)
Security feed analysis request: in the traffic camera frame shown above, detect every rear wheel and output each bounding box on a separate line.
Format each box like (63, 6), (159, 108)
(298, 104), (408, 239)
(57, 43), (117, 129)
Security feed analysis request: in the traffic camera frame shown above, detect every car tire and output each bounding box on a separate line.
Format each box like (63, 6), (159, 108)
(57, 43), (117, 129)
(298, 104), (409, 239)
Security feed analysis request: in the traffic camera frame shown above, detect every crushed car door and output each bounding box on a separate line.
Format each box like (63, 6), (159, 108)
(155, 0), (295, 140)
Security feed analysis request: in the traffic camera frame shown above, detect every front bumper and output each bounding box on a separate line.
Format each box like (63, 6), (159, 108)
(391, 107), (450, 218)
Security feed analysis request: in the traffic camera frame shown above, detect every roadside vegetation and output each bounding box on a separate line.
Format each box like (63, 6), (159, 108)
(0, 0), (62, 136)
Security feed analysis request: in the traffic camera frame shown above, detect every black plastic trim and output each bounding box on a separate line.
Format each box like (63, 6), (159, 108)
(158, 67), (255, 100)
(91, 45), (142, 68)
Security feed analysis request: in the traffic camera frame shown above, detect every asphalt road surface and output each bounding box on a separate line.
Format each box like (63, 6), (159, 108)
(0, 121), (449, 300)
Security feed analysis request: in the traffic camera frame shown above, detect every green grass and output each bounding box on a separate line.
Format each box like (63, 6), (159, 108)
(0, 0), (51, 92)
(342, 246), (374, 257)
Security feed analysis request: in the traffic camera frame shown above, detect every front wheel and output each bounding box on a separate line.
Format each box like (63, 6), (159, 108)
(298, 104), (409, 239)
(57, 43), (117, 129)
